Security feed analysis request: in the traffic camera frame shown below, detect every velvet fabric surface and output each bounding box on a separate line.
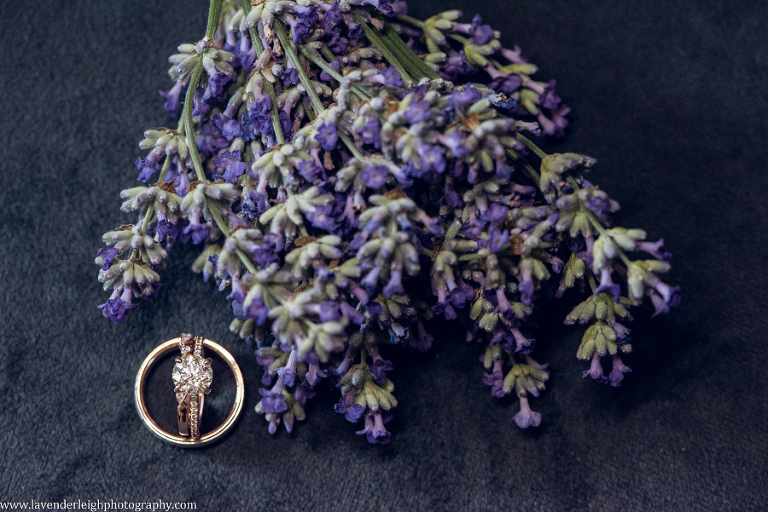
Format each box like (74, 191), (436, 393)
(1, 1), (766, 510)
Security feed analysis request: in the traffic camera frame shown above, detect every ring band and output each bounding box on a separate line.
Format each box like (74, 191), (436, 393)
(135, 337), (245, 447)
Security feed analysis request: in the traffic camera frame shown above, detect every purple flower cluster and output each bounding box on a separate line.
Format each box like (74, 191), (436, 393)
(96, 0), (678, 443)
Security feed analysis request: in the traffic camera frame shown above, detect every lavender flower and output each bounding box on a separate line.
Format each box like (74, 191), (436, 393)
(97, 0), (679, 443)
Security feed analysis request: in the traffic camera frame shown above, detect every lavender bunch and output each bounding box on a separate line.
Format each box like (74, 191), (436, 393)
(96, 0), (679, 442)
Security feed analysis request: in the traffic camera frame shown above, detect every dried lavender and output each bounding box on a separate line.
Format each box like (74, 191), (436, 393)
(97, 0), (680, 443)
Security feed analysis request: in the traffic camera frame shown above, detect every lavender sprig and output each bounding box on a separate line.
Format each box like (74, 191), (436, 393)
(96, 0), (679, 442)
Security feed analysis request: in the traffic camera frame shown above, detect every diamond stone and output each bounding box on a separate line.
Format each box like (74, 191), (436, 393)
(172, 354), (213, 396)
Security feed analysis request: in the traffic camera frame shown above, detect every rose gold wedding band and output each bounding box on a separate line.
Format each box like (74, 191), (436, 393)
(135, 337), (244, 447)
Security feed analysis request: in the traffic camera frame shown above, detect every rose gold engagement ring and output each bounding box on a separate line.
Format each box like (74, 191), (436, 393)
(134, 335), (244, 447)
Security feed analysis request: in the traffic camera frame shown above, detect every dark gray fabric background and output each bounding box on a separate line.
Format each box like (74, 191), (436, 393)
(1, 1), (766, 510)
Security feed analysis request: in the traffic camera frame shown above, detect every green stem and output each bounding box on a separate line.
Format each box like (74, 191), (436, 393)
(208, 201), (229, 233)
(507, 148), (540, 184)
(183, 62), (206, 181)
(394, 13), (424, 29)
(237, 248), (259, 274)
(209, 201), (261, 274)
(298, 45), (370, 100)
(360, 344), (367, 368)
(447, 32), (471, 45)
(140, 203), (155, 231)
(586, 270), (598, 293)
(156, 150), (174, 183)
(355, 14), (413, 85)
(302, 97), (316, 122)
(320, 45), (336, 62)
(382, 23), (439, 80)
(516, 133), (548, 160)
(274, 20), (324, 112)
(241, 0), (285, 144)
(205, 0), (223, 40)
(339, 133), (363, 159)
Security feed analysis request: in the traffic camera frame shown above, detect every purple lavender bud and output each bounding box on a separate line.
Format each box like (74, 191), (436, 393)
(540, 79), (562, 110)
(440, 129), (470, 158)
(470, 14), (494, 45)
(219, 117), (242, 141)
(319, 301), (341, 322)
(359, 119), (382, 149)
(378, 66), (403, 88)
(297, 5), (319, 26)
(307, 204), (337, 231)
(419, 145), (446, 174)
(585, 193), (617, 217)
(650, 283), (682, 316)
(388, 322), (408, 344)
(327, 35), (347, 56)
(335, 396), (364, 422)
(447, 85), (482, 110)
(215, 150), (247, 184)
(291, 6), (318, 44)
(482, 370), (505, 398)
(196, 123), (229, 155)
(595, 268), (621, 303)
(443, 50), (471, 79)
(277, 367), (297, 388)
(513, 396), (541, 428)
(482, 203), (508, 225)
(323, 2), (343, 35)
(489, 74), (523, 95)
(315, 123), (338, 151)
(192, 88), (209, 117)
(298, 160), (325, 182)
(492, 97), (517, 111)
(98, 292), (137, 324)
(96, 248), (118, 271)
(519, 278), (534, 306)
(549, 256), (564, 274)
(249, 95), (273, 134)
(608, 355), (631, 387)
(159, 81), (184, 113)
(356, 412), (391, 444)
(282, 66), (300, 86)
(155, 220), (179, 242)
(258, 388), (288, 414)
(408, 321), (433, 352)
(487, 228), (509, 253)
(359, 164), (390, 189)
(206, 72), (230, 97)
(245, 297), (270, 325)
(181, 223), (212, 245)
(364, 301), (383, 317)
(339, 301), (365, 325)
(383, 270), (405, 297)
(638, 239), (672, 262)
(364, 0), (394, 16)
(582, 354), (607, 382)
(135, 158), (157, 182)
(369, 358), (393, 384)
(401, 98), (431, 124)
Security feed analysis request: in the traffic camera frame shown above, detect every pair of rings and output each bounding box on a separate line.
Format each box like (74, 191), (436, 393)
(134, 334), (244, 447)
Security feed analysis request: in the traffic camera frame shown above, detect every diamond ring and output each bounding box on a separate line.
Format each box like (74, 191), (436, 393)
(173, 334), (212, 438)
(135, 335), (244, 447)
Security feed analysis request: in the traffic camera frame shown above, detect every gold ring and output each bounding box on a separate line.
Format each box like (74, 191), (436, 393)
(135, 337), (245, 447)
